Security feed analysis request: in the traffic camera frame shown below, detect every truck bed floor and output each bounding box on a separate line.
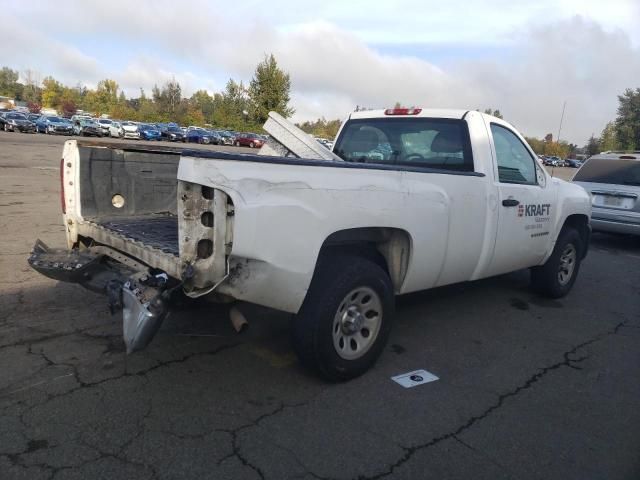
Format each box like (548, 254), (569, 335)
(97, 216), (179, 255)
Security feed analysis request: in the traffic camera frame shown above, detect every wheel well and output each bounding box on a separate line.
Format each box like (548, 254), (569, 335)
(317, 227), (411, 292)
(561, 214), (590, 258)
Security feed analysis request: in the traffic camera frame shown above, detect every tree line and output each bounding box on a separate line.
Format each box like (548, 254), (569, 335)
(0, 54), (293, 131)
(584, 88), (640, 155)
(2, 59), (637, 150)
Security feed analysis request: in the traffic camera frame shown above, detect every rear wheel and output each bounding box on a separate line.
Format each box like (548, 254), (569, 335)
(531, 227), (583, 298)
(234, 141), (240, 147)
(293, 254), (394, 381)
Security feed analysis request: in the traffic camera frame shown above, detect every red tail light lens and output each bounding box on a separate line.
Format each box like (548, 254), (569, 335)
(60, 157), (66, 214)
(384, 107), (422, 115)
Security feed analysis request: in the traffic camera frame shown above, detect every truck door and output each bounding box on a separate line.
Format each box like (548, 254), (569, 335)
(486, 122), (556, 276)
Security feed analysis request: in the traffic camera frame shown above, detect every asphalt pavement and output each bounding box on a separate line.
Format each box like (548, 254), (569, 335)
(0, 132), (638, 480)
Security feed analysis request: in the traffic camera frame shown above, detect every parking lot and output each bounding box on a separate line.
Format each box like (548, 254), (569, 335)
(1, 132), (639, 479)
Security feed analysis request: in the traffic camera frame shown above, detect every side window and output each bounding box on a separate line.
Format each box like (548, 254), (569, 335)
(491, 124), (537, 185)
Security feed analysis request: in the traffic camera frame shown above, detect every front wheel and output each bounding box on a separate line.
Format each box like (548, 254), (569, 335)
(530, 227), (583, 298)
(293, 254), (394, 381)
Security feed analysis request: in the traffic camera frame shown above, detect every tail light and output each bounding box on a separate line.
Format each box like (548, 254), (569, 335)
(384, 107), (422, 115)
(60, 157), (66, 214)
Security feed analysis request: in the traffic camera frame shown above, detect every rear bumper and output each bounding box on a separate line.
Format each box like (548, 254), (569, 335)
(28, 239), (169, 353)
(591, 218), (640, 236)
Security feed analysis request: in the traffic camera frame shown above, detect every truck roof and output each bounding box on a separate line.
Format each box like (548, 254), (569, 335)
(348, 108), (469, 120)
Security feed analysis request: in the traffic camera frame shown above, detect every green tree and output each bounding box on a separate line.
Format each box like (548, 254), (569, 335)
(585, 134), (600, 156)
(213, 79), (251, 130)
(191, 90), (215, 122)
(180, 102), (205, 126)
(481, 108), (504, 119)
(248, 54), (294, 125)
(524, 136), (544, 154)
(21, 69), (42, 103)
(614, 88), (640, 150)
(153, 79), (182, 117)
(600, 121), (620, 151)
(297, 117), (342, 139)
(41, 76), (63, 108)
(0, 67), (20, 97)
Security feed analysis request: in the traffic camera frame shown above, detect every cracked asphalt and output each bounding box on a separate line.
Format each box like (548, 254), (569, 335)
(1, 132), (639, 480)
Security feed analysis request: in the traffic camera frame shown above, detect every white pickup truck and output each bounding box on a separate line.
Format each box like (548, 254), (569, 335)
(29, 108), (592, 380)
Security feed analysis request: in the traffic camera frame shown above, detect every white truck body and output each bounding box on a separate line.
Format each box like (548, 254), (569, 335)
(31, 108), (591, 378)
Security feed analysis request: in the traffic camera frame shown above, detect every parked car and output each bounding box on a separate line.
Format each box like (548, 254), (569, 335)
(36, 116), (73, 135)
(315, 137), (334, 150)
(96, 118), (113, 136)
(138, 124), (162, 141)
(566, 159), (583, 168)
(121, 121), (140, 140)
(109, 121), (123, 138)
(161, 125), (185, 142)
(29, 108), (591, 379)
(71, 114), (92, 124)
(206, 130), (223, 144)
(234, 132), (265, 148)
(217, 130), (235, 145)
(74, 119), (103, 137)
(185, 128), (216, 144)
(1, 112), (36, 133)
(573, 152), (640, 235)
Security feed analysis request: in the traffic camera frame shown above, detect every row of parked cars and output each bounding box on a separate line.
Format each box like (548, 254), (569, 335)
(538, 155), (583, 168)
(0, 110), (270, 148)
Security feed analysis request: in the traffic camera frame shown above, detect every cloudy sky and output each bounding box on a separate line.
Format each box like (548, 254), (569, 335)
(3, 0), (640, 144)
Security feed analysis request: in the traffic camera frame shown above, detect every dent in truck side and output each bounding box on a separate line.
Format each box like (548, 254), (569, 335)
(177, 153), (494, 314)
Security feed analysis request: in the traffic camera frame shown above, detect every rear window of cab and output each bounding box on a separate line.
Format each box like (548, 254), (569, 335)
(334, 118), (474, 172)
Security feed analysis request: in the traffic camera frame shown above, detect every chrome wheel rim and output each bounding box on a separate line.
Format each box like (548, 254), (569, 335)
(558, 244), (577, 286)
(332, 287), (382, 360)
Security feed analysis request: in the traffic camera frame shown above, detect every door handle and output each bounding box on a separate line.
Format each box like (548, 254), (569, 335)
(502, 199), (520, 207)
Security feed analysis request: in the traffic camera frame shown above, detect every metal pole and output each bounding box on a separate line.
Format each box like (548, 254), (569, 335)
(557, 101), (566, 142)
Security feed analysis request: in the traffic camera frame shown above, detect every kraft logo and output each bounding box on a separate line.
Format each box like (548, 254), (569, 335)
(520, 204), (551, 217)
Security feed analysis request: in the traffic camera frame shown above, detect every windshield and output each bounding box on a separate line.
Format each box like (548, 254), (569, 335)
(334, 117), (474, 172)
(98, 119), (112, 124)
(46, 116), (62, 122)
(574, 158), (640, 186)
(168, 126), (180, 132)
(7, 113), (27, 120)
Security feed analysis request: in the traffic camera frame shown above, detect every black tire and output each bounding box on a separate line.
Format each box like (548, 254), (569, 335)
(531, 227), (583, 298)
(234, 141), (240, 147)
(293, 254), (395, 381)
(249, 141), (255, 148)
